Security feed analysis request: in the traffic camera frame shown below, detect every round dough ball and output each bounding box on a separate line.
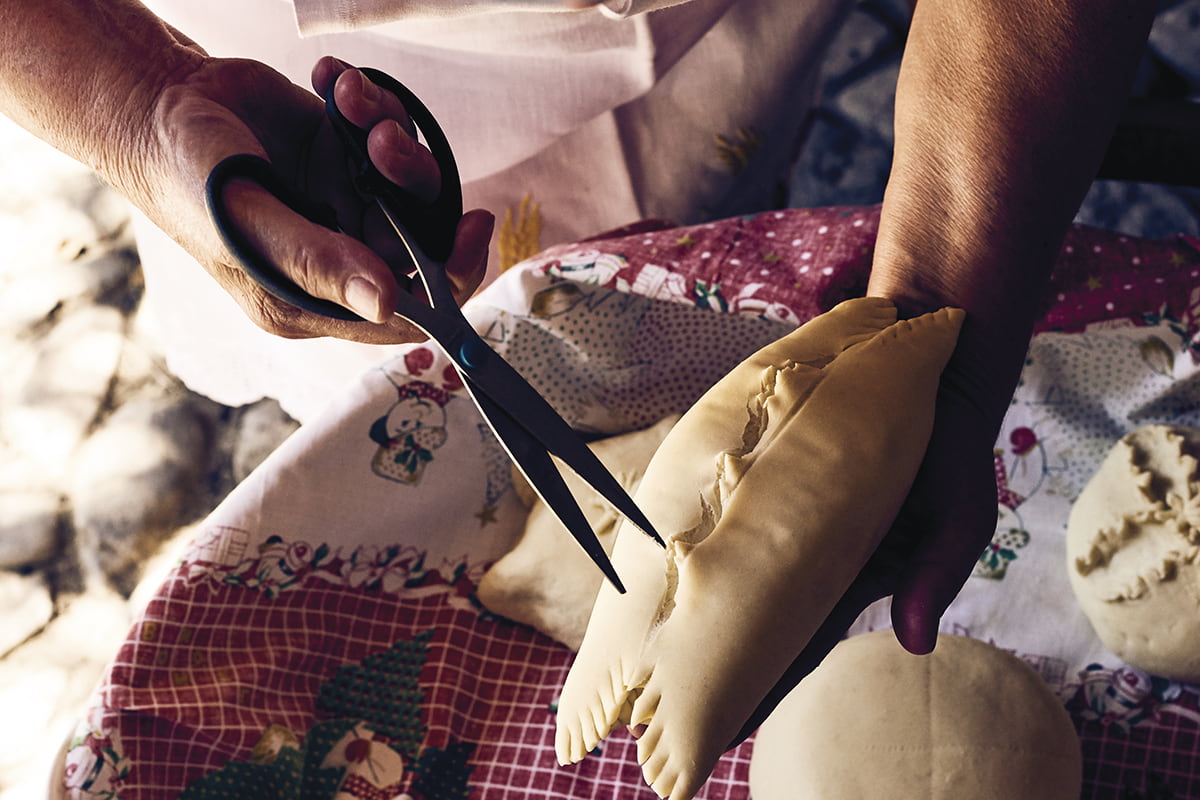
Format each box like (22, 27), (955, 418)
(1066, 424), (1200, 681)
(749, 631), (1081, 800)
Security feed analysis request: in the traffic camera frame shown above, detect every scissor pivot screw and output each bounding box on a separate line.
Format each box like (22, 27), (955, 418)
(459, 337), (490, 368)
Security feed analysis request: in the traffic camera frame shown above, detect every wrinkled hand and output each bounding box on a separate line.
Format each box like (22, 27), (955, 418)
(134, 54), (493, 342)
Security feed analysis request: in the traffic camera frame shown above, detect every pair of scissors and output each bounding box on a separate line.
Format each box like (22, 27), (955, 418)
(204, 66), (664, 593)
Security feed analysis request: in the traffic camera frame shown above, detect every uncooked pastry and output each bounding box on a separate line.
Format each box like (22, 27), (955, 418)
(476, 415), (678, 651)
(749, 631), (1082, 799)
(1067, 424), (1200, 681)
(555, 297), (964, 800)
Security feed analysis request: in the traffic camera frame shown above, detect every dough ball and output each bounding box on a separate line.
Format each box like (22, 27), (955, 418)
(749, 631), (1081, 800)
(1066, 424), (1200, 681)
(476, 415), (677, 650)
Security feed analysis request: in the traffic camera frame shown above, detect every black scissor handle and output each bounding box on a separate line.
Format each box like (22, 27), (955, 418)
(321, 67), (462, 264)
(206, 153), (363, 321)
(204, 68), (463, 322)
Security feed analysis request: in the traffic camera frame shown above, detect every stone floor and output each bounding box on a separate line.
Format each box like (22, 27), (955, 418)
(2, 1), (1199, 797)
(0, 115), (300, 798)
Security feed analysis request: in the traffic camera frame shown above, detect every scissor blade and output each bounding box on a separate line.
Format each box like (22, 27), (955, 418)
(471, 387), (627, 594)
(461, 348), (666, 550)
(377, 229), (665, 553)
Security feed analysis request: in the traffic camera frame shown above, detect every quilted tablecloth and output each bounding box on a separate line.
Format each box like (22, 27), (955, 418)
(59, 207), (1200, 799)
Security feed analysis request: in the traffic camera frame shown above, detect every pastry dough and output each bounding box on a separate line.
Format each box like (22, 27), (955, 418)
(555, 297), (964, 800)
(1067, 424), (1200, 681)
(476, 415), (678, 651)
(749, 631), (1082, 799)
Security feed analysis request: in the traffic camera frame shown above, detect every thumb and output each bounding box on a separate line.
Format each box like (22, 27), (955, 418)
(218, 177), (401, 327)
(889, 473), (998, 655)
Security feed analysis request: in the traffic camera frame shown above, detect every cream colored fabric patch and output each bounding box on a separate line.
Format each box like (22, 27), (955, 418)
(749, 631), (1082, 800)
(476, 415), (678, 651)
(1067, 424), (1200, 681)
(556, 297), (963, 800)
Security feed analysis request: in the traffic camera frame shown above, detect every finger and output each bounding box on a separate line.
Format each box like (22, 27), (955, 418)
(334, 69), (443, 204)
(310, 55), (350, 98)
(890, 501), (997, 654)
(444, 209), (495, 302)
(890, 582), (944, 656)
(367, 119), (442, 203)
(889, 461), (998, 655)
(333, 67), (414, 134)
(890, 539), (981, 656)
(218, 177), (429, 343)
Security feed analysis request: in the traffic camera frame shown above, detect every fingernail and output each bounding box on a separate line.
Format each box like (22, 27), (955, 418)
(345, 276), (385, 322)
(356, 70), (382, 104)
(389, 120), (415, 153)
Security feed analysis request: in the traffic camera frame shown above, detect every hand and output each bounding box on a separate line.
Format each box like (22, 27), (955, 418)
(799, 349), (1002, 653)
(726, 0), (1158, 748)
(134, 55), (493, 342)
